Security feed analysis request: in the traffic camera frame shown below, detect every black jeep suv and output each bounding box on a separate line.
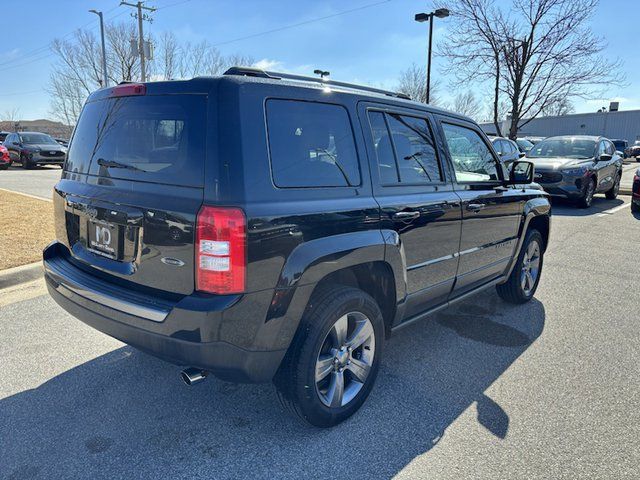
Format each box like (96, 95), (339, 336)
(44, 68), (551, 427)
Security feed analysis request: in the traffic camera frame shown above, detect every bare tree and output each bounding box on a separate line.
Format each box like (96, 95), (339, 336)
(538, 93), (575, 117)
(438, 0), (623, 139)
(155, 31), (180, 80)
(48, 21), (253, 126)
(396, 63), (441, 105)
(436, 0), (507, 135)
(450, 91), (482, 119)
(2, 107), (20, 123)
(106, 22), (141, 83)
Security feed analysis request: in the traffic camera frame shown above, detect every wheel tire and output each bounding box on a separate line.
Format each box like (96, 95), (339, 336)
(632, 201), (639, 213)
(496, 229), (544, 304)
(21, 155), (32, 170)
(578, 177), (596, 208)
(605, 173), (621, 200)
(274, 286), (384, 427)
(0, 165), (8, 170)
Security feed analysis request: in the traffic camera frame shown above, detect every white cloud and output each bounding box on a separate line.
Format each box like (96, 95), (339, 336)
(252, 58), (283, 71)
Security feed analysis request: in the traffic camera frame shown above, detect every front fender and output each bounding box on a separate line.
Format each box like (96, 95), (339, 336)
(503, 196), (551, 279)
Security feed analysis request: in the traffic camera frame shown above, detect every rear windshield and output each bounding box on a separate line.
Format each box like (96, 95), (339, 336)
(66, 94), (206, 187)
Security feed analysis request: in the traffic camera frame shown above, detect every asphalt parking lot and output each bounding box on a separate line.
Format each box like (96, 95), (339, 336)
(0, 165), (61, 200)
(1, 175), (639, 479)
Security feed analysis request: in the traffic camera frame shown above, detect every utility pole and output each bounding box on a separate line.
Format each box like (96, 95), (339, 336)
(120, 1), (155, 82)
(89, 9), (108, 87)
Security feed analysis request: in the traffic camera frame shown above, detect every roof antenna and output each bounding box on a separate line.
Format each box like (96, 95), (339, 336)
(313, 69), (330, 81)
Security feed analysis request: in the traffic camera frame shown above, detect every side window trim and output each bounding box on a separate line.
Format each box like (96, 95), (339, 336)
(381, 112), (402, 183)
(438, 118), (504, 184)
(366, 107), (446, 187)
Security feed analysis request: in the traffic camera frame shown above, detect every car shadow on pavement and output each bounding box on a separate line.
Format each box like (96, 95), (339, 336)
(550, 196), (624, 216)
(0, 290), (545, 479)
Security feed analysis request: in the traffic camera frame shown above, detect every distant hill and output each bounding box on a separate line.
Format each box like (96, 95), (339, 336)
(0, 119), (73, 139)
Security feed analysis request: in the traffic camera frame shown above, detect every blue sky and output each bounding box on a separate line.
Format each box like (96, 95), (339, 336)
(1, 0), (638, 120)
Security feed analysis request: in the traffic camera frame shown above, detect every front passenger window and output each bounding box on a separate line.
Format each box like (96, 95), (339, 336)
(442, 123), (500, 183)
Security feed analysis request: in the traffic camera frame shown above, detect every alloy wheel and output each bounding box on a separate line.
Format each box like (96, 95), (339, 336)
(520, 240), (541, 296)
(315, 312), (376, 408)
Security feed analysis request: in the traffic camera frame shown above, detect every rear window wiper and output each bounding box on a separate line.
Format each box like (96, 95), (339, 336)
(314, 148), (353, 186)
(97, 158), (146, 172)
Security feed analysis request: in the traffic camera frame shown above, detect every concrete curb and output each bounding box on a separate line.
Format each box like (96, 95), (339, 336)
(0, 261), (43, 290)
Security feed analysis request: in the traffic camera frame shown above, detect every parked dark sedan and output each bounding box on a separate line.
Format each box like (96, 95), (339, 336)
(3, 131), (67, 169)
(516, 137), (534, 153)
(526, 135), (623, 208)
(632, 168), (640, 213)
(490, 136), (524, 168)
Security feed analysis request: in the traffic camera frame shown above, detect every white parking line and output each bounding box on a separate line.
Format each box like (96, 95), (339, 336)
(0, 187), (52, 202)
(597, 202), (630, 217)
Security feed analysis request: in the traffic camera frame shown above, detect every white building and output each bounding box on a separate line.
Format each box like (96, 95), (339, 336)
(480, 108), (640, 143)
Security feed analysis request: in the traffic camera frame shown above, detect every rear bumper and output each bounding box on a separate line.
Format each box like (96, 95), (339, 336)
(43, 242), (287, 383)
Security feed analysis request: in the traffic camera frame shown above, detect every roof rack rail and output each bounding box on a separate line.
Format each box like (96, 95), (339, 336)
(223, 66), (411, 100)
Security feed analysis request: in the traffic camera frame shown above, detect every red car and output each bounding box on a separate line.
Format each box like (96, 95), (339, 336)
(0, 144), (11, 169)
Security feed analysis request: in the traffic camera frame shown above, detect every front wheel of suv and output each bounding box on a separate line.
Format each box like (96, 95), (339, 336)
(274, 286), (384, 427)
(578, 177), (596, 208)
(21, 155), (33, 170)
(496, 229), (544, 304)
(605, 172), (621, 200)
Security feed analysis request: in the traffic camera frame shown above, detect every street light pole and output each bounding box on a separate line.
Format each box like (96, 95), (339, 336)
(415, 8), (450, 104)
(426, 14), (434, 104)
(89, 9), (108, 87)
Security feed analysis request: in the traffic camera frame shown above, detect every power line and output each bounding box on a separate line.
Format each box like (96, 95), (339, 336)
(0, 4), (122, 69)
(211, 0), (392, 47)
(0, 89), (43, 97)
(0, 0), (393, 71)
(156, 0), (193, 10)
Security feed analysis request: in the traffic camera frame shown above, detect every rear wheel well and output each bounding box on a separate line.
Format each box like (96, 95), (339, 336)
(527, 215), (550, 251)
(310, 262), (396, 336)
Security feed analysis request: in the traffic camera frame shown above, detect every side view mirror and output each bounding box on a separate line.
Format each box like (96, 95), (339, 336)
(598, 153), (612, 162)
(507, 160), (534, 185)
(518, 151), (526, 158)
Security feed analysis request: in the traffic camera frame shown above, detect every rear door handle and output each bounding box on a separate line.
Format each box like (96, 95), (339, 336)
(393, 211), (420, 221)
(467, 203), (485, 212)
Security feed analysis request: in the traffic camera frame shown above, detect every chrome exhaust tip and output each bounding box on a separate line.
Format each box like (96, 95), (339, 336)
(180, 367), (208, 386)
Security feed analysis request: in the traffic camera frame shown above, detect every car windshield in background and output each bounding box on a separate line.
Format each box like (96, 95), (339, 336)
(527, 138), (595, 159)
(20, 133), (58, 145)
(516, 138), (534, 150)
(66, 94), (207, 187)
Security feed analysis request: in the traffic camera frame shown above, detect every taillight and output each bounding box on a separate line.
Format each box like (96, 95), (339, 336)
(109, 83), (146, 97)
(195, 206), (246, 294)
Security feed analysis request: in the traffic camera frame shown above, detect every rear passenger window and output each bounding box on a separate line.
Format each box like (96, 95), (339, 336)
(368, 110), (442, 185)
(266, 100), (360, 188)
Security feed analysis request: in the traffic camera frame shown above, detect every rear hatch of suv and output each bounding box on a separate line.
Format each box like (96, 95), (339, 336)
(53, 83), (208, 296)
